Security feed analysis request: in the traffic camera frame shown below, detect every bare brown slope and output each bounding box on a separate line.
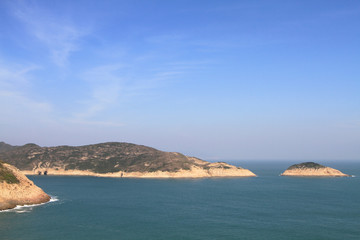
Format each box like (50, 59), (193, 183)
(0, 161), (50, 210)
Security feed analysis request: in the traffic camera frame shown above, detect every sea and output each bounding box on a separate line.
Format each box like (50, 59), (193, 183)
(1, 161), (359, 240)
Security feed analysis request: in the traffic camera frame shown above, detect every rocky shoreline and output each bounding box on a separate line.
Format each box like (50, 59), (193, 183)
(22, 163), (257, 178)
(1, 160), (353, 211)
(0, 162), (50, 211)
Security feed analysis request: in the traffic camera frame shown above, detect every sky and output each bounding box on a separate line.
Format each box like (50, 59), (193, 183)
(0, 0), (359, 161)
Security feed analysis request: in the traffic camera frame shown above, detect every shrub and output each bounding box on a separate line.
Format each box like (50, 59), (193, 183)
(0, 161), (20, 184)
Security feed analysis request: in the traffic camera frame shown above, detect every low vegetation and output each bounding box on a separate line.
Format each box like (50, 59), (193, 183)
(0, 160), (20, 184)
(0, 142), (205, 174)
(287, 162), (326, 170)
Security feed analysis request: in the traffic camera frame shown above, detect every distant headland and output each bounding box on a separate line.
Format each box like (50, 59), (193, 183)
(0, 142), (256, 178)
(281, 162), (350, 177)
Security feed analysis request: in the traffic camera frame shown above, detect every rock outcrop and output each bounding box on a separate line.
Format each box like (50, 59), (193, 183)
(0, 142), (256, 178)
(21, 161), (256, 178)
(0, 161), (50, 210)
(281, 162), (349, 177)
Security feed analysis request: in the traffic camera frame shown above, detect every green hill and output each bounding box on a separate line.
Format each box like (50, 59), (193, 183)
(0, 142), (219, 174)
(286, 162), (326, 170)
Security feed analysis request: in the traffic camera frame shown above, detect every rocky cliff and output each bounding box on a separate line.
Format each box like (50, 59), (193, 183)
(0, 161), (50, 210)
(0, 142), (256, 178)
(281, 162), (349, 177)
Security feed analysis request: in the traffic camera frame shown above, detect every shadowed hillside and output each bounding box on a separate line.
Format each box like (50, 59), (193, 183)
(0, 142), (15, 153)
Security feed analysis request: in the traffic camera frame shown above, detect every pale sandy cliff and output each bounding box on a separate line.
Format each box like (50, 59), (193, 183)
(281, 162), (349, 177)
(0, 162), (50, 211)
(22, 161), (256, 178)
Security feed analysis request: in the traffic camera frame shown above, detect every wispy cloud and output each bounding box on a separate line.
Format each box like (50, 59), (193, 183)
(0, 63), (52, 121)
(66, 119), (124, 127)
(165, 60), (213, 70)
(0, 89), (52, 114)
(10, 1), (87, 66)
(70, 60), (189, 125)
(146, 33), (187, 44)
(72, 64), (124, 121)
(0, 63), (38, 90)
(155, 71), (183, 77)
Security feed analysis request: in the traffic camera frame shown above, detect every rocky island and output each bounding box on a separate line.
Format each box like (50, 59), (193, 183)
(0, 161), (50, 211)
(0, 142), (256, 178)
(281, 162), (349, 177)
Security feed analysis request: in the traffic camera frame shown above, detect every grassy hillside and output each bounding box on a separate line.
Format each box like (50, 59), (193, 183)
(287, 162), (326, 170)
(0, 160), (20, 184)
(0, 142), (15, 153)
(0, 142), (204, 173)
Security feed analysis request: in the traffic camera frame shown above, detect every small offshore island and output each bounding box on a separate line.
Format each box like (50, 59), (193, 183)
(0, 161), (50, 211)
(0, 142), (256, 178)
(281, 162), (350, 177)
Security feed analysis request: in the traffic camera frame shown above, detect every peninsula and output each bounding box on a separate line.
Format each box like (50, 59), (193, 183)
(0, 142), (256, 178)
(0, 161), (50, 210)
(281, 162), (349, 177)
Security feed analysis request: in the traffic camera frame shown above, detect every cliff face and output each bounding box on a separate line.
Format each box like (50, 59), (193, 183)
(0, 161), (50, 210)
(0, 142), (256, 178)
(281, 162), (349, 177)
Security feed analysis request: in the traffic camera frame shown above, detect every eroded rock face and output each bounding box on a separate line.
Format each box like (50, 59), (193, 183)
(281, 162), (349, 177)
(0, 162), (50, 211)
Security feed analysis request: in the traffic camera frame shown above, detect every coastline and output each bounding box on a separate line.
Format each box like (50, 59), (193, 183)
(0, 196), (58, 213)
(0, 163), (51, 211)
(22, 166), (257, 178)
(280, 167), (350, 177)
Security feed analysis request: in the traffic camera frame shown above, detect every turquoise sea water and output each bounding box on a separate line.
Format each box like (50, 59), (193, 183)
(1, 161), (359, 240)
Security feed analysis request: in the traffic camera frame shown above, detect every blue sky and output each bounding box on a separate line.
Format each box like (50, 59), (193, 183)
(0, 0), (359, 161)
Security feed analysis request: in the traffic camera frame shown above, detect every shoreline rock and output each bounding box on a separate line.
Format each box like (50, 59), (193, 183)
(22, 163), (256, 178)
(0, 162), (50, 211)
(281, 162), (349, 177)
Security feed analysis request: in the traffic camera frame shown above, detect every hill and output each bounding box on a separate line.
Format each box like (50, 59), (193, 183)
(0, 142), (256, 178)
(281, 162), (349, 177)
(0, 142), (15, 153)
